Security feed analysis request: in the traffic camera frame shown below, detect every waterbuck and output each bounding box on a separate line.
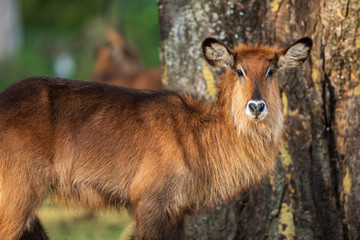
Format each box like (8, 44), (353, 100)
(0, 37), (312, 239)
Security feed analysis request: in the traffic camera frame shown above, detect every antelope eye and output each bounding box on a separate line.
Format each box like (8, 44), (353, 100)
(267, 69), (275, 78)
(236, 69), (244, 78)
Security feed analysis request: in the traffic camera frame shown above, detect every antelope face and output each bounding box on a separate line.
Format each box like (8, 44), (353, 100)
(202, 37), (312, 123)
(235, 57), (273, 121)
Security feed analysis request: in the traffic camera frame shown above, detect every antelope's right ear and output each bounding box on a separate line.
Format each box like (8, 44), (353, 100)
(202, 38), (235, 69)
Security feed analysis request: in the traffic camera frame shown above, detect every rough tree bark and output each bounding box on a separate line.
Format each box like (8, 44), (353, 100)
(158, 0), (359, 239)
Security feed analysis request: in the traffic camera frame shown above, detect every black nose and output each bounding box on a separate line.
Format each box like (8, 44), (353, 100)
(248, 102), (265, 116)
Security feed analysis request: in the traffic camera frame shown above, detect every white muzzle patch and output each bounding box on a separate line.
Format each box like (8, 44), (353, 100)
(246, 100), (268, 120)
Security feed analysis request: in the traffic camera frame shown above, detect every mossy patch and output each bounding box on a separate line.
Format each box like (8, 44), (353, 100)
(202, 60), (217, 100)
(279, 203), (295, 239)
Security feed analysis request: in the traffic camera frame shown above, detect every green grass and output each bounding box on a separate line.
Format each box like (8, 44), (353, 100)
(38, 203), (133, 240)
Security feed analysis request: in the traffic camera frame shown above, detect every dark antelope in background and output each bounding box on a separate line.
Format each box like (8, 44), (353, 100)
(92, 0), (162, 90)
(0, 37), (312, 240)
(92, 24), (162, 90)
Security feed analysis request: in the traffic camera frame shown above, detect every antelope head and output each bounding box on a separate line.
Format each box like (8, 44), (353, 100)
(202, 37), (312, 138)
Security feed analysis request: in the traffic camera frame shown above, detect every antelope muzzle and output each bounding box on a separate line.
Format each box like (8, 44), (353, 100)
(246, 99), (268, 120)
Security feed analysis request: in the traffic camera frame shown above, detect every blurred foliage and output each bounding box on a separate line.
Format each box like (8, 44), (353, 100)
(122, 0), (161, 66)
(22, 0), (102, 33)
(0, 0), (160, 90)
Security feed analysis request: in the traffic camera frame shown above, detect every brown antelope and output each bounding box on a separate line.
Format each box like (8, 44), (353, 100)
(0, 37), (312, 240)
(92, 24), (162, 90)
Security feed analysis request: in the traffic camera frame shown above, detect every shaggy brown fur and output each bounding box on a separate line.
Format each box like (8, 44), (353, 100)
(0, 37), (311, 240)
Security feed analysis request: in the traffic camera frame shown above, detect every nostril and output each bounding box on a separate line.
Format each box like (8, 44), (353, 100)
(248, 103), (257, 113)
(257, 103), (265, 113)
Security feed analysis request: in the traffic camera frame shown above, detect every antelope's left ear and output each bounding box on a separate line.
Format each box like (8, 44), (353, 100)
(277, 37), (313, 69)
(202, 38), (235, 69)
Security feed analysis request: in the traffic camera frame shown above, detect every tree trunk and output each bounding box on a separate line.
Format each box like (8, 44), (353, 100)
(158, 0), (359, 239)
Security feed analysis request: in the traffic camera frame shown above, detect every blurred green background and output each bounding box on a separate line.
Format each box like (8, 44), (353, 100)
(38, 202), (133, 240)
(0, 0), (160, 91)
(0, 0), (160, 239)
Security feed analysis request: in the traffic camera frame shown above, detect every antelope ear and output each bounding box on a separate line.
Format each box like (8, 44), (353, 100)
(277, 37), (312, 69)
(202, 38), (235, 68)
